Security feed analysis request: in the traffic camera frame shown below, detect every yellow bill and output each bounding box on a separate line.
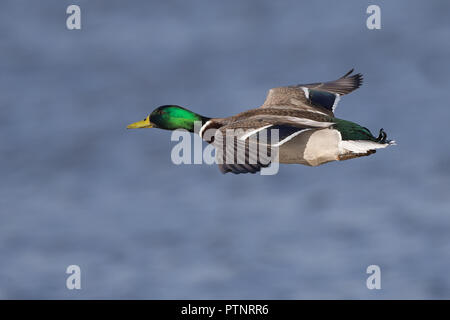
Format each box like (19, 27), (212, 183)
(127, 116), (153, 129)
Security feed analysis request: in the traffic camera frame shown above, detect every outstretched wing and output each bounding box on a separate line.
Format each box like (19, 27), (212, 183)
(213, 117), (330, 174)
(261, 69), (363, 116)
(300, 68), (363, 95)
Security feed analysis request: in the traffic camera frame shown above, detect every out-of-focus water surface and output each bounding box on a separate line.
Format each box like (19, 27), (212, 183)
(1, 0), (449, 299)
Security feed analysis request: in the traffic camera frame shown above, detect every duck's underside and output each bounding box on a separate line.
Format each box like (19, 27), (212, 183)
(278, 128), (387, 166)
(214, 126), (393, 174)
(213, 119), (395, 174)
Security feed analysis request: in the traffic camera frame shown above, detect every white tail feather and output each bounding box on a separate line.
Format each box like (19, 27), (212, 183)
(340, 140), (392, 153)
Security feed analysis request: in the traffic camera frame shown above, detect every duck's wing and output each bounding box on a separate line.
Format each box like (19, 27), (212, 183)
(213, 116), (332, 174)
(261, 69), (363, 116)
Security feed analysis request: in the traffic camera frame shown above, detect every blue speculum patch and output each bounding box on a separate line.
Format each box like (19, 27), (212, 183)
(256, 125), (308, 145)
(309, 89), (337, 111)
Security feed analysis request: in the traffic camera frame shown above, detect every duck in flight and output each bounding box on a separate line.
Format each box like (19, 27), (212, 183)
(127, 69), (395, 174)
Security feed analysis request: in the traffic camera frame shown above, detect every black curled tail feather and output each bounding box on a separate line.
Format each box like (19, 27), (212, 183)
(376, 128), (387, 143)
(376, 128), (395, 144)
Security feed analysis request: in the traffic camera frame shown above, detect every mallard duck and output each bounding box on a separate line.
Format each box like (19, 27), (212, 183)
(127, 69), (395, 174)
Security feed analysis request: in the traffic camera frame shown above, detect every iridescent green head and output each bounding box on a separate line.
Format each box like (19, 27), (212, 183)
(127, 105), (209, 132)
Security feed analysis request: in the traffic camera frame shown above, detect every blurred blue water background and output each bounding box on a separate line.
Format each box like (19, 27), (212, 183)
(1, 0), (450, 299)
